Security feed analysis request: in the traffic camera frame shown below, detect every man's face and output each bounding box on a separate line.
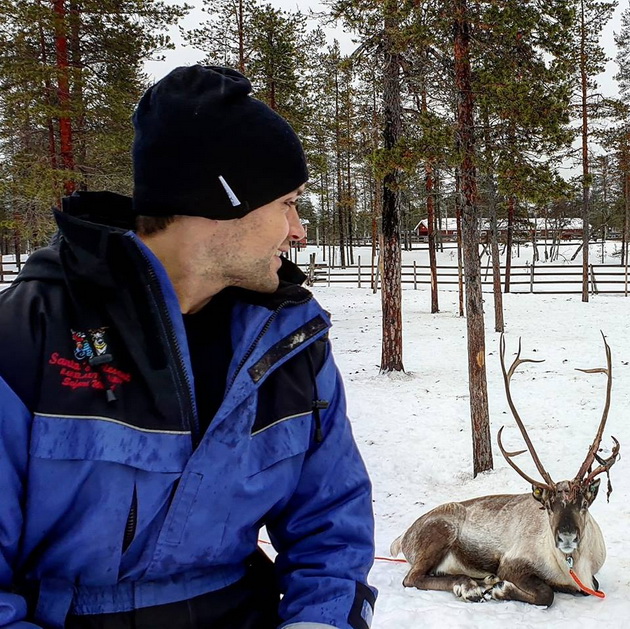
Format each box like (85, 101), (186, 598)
(211, 185), (306, 293)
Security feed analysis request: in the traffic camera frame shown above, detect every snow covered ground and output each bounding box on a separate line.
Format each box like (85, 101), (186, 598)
(306, 244), (630, 628)
(3, 243), (630, 626)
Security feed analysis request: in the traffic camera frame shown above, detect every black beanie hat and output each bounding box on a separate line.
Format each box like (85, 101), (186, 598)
(132, 65), (308, 219)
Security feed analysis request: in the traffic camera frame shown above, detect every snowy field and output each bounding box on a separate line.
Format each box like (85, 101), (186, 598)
(3, 243), (630, 627)
(305, 244), (630, 628)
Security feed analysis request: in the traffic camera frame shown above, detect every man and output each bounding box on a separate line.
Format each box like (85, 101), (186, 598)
(0, 66), (375, 629)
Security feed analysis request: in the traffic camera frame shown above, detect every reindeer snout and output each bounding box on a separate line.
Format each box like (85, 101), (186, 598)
(556, 531), (579, 554)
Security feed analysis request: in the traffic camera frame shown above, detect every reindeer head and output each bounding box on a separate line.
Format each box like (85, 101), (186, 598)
(498, 333), (620, 555)
(531, 479), (601, 554)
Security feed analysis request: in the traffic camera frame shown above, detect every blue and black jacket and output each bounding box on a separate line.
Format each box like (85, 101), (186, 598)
(0, 192), (375, 629)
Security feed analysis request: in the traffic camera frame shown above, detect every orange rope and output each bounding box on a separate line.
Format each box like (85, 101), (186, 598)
(569, 569), (606, 598)
(258, 540), (407, 564)
(375, 555), (408, 564)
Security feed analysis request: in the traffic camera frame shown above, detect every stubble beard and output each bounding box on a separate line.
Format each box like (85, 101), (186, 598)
(231, 255), (280, 294)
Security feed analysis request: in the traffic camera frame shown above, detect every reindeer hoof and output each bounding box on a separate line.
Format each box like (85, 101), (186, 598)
(486, 581), (509, 600)
(453, 578), (487, 602)
(483, 574), (501, 586)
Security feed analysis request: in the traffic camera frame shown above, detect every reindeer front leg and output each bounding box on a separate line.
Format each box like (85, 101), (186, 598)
(489, 561), (555, 606)
(401, 518), (496, 602)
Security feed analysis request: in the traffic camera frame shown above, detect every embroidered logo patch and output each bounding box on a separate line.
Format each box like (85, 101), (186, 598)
(71, 329), (94, 360)
(49, 328), (131, 392)
(90, 327), (109, 355)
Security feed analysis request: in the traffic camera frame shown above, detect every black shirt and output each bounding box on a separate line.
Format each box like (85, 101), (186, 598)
(182, 291), (234, 435)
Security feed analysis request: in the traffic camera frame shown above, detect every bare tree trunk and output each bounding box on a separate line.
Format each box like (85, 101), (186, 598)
(69, 0), (87, 190)
(14, 232), (22, 271)
(454, 0), (493, 476)
(237, 0), (245, 73)
(620, 130), (629, 267)
(38, 18), (58, 173)
(380, 6), (404, 373)
(334, 67), (346, 268)
(53, 0), (75, 196)
(624, 163), (629, 267)
(489, 197), (504, 332)
(455, 168), (464, 318)
(346, 87), (355, 266)
(371, 70), (380, 290)
(580, 0), (590, 303)
(482, 109), (503, 330)
(505, 196), (515, 293)
(426, 161), (439, 313)
(423, 87), (438, 313)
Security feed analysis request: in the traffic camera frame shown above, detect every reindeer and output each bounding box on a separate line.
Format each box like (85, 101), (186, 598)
(391, 333), (620, 606)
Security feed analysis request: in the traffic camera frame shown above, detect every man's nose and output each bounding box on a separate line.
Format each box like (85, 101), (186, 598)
(288, 207), (306, 241)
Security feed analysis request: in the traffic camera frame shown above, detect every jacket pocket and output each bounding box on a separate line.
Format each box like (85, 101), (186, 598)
(246, 411), (312, 476)
(30, 413), (191, 472)
(26, 414), (191, 581)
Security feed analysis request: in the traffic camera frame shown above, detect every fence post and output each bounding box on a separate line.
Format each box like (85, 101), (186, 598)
(590, 264), (598, 295)
(307, 253), (316, 286)
(529, 262), (535, 293)
(358, 256), (361, 288)
(413, 260), (417, 290)
(373, 255), (381, 294)
(327, 264), (331, 287)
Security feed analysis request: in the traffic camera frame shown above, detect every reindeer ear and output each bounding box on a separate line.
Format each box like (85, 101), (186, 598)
(585, 478), (601, 504)
(532, 486), (544, 503)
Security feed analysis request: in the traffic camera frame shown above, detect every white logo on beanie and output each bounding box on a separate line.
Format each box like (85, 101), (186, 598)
(218, 175), (241, 207)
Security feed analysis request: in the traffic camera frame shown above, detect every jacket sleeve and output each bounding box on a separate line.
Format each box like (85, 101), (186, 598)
(0, 376), (42, 629)
(267, 342), (376, 629)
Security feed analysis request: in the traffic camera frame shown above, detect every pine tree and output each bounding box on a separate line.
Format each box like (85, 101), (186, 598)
(0, 0), (189, 245)
(183, 0), (255, 72)
(567, 0), (618, 301)
(614, 5), (630, 265)
(379, 0), (404, 372)
(184, 1), (322, 139)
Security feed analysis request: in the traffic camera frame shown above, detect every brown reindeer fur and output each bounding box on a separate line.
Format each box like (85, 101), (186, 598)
(391, 489), (606, 606)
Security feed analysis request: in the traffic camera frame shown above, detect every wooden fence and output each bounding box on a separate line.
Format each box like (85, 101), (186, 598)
(0, 254), (28, 284)
(4, 254), (629, 296)
(309, 259), (630, 295)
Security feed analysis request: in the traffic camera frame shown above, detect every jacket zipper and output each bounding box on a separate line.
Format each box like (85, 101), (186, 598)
(226, 295), (313, 394)
(122, 485), (138, 553)
(124, 251), (312, 547)
(137, 248), (199, 445)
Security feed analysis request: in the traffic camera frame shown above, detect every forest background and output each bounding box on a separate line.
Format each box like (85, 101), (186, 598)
(3, 0), (630, 474)
(2, 0), (630, 256)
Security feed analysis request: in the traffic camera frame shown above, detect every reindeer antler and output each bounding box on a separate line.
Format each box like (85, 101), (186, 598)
(573, 331), (619, 484)
(498, 334), (555, 490)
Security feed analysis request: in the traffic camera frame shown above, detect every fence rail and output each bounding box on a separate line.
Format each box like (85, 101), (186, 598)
(4, 255), (629, 296)
(0, 254), (28, 284)
(309, 261), (630, 295)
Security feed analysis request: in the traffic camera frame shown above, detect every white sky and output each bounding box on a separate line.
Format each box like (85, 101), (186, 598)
(146, 0), (627, 98)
